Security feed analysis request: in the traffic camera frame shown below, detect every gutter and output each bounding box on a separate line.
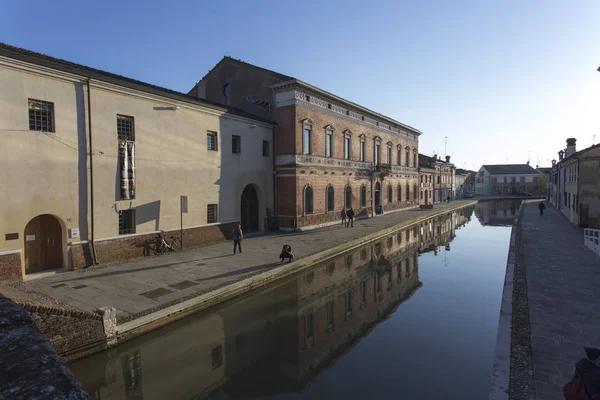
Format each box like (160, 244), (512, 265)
(272, 124), (278, 230)
(87, 78), (98, 265)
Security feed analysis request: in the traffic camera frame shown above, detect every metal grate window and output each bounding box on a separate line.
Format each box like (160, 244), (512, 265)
(207, 204), (218, 223)
(232, 135), (241, 154)
(117, 115), (135, 141)
(28, 99), (55, 132)
(118, 209), (136, 235)
(207, 132), (218, 151)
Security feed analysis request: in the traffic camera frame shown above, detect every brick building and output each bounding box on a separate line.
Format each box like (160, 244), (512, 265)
(418, 154), (435, 205)
(418, 154), (455, 203)
(190, 57), (422, 230)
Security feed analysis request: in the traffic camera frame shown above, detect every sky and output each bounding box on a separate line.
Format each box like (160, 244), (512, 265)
(2, 0), (599, 170)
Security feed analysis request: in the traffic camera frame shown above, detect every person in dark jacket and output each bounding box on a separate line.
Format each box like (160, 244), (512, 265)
(346, 208), (355, 227)
(233, 224), (243, 254)
(538, 202), (546, 216)
(341, 209), (347, 227)
(279, 244), (293, 262)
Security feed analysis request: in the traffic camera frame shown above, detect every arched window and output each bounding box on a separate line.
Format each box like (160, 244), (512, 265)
(360, 185), (367, 207)
(413, 184), (418, 201)
(345, 185), (352, 208)
(405, 147), (410, 167)
(405, 183), (410, 201)
(388, 184), (393, 203)
(397, 145), (402, 166)
(413, 150), (417, 168)
(326, 185), (335, 212)
(397, 184), (402, 201)
(304, 185), (314, 214)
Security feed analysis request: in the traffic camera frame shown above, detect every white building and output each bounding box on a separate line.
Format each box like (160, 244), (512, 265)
(474, 164), (542, 196)
(0, 43), (274, 282)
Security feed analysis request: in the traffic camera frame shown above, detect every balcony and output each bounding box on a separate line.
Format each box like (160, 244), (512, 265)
(375, 163), (392, 173)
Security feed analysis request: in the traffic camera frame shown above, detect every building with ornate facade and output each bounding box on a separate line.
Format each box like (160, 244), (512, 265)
(189, 57), (422, 230)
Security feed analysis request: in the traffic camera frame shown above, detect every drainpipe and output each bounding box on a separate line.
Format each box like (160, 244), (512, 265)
(272, 124), (277, 230)
(87, 78), (98, 265)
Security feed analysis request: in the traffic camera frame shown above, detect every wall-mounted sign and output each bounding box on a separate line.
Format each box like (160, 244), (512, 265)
(5, 233), (18, 241)
(180, 195), (188, 214)
(70, 228), (80, 238)
(26, 235), (35, 241)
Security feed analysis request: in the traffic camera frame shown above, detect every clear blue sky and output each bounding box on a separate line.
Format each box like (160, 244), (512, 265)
(2, 0), (599, 170)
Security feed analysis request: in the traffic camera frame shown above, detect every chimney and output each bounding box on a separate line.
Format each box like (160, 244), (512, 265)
(445, 155), (451, 163)
(552, 159), (556, 167)
(558, 150), (564, 160)
(566, 138), (577, 158)
(433, 154), (437, 160)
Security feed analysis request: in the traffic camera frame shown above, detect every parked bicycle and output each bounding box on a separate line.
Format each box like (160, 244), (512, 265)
(153, 231), (180, 255)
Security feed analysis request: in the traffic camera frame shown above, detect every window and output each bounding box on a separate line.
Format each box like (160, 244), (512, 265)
(520, 176), (525, 183)
(374, 271), (380, 294)
(405, 147), (410, 167)
(360, 140), (366, 161)
(305, 313), (314, 339)
(212, 345), (223, 369)
(326, 131), (333, 157)
(360, 185), (367, 207)
(387, 146), (392, 164)
(28, 99), (55, 132)
(118, 115), (136, 200)
(118, 209), (136, 235)
(326, 185), (335, 212)
(232, 135), (241, 153)
(413, 151), (417, 168)
(406, 183), (410, 201)
(397, 185), (402, 201)
(345, 185), (352, 208)
(397, 232), (402, 244)
(344, 136), (351, 160)
(304, 186), (314, 214)
(388, 270), (393, 285)
(326, 301), (335, 328)
(388, 184), (392, 203)
(207, 204), (218, 223)
(397, 147), (402, 166)
(437, 175), (440, 184)
(207, 131), (218, 151)
(263, 140), (269, 157)
(397, 264), (402, 282)
(413, 184), (418, 200)
(303, 128), (312, 154)
(375, 142), (381, 164)
(360, 281), (367, 304)
(345, 291), (352, 315)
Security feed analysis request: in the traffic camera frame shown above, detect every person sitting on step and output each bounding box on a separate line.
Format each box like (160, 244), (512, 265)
(279, 244), (293, 263)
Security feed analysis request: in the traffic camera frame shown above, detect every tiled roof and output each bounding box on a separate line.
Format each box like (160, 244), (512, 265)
(482, 164), (540, 175)
(0, 42), (274, 124)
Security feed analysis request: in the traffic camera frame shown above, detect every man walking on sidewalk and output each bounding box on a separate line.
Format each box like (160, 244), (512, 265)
(538, 201), (545, 216)
(346, 208), (355, 227)
(341, 209), (347, 227)
(233, 224), (243, 254)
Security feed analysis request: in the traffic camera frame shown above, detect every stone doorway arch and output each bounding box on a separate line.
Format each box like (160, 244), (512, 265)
(241, 184), (260, 232)
(24, 214), (64, 274)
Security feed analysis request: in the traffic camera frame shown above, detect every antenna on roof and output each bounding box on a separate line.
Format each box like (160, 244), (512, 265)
(528, 150), (531, 164)
(594, 134), (596, 145)
(444, 136), (449, 157)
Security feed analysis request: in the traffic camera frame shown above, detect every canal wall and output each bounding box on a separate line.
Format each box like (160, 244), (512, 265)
(116, 201), (477, 348)
(0, 293), (90, 399)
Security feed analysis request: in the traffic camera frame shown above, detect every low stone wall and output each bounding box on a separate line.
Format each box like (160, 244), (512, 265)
(0, 293), (90, 399)
(0, 251), (22, 284)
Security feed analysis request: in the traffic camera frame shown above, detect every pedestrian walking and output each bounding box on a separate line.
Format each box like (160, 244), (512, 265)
(538, 201), (545, 216)
(446, 195), (451, 203)
(341, 209), (347, 227)
(346, 208), (355, 227)
(233, 224), (243, 254)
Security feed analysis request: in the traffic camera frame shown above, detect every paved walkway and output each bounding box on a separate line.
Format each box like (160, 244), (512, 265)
(2, 201), (473, 322)
(520, 202), (600, 400)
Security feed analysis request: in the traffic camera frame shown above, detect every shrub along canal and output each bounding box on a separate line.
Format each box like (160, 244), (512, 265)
(69, 200), (519, 399)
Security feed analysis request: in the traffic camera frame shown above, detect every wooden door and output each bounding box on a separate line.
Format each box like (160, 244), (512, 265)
(24, 215), (63, 274)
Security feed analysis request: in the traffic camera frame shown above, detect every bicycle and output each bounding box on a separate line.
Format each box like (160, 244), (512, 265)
(152, 231), (180, 255)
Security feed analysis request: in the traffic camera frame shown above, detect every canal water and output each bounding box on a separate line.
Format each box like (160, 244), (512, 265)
(69, 200), (519, 400)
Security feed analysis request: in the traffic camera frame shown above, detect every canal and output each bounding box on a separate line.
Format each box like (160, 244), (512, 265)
(69, 200), (519, 399)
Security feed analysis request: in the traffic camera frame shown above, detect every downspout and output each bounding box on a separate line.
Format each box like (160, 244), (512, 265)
(272, 124), (278, 230)
(87, 78), (98, 265)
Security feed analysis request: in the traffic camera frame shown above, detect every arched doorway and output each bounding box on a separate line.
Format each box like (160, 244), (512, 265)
(241, 185), (259, 233)
(24, 214), (63, 274)
(374, 182), (381, 214)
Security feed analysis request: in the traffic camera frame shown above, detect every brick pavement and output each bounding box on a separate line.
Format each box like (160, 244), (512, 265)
(519, 201), (600, 400)
(2, 201), (473, 321)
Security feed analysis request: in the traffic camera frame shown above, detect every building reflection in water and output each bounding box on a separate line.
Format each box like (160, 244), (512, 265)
(474, 200), (521, 227)
(70, 207), (474, 399)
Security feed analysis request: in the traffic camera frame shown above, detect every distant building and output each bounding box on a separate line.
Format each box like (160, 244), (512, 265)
(474, 164), (542, 196)
(418, 154), (435, 205)
(549, 138), (600, 227)
(454, 169), (470, 198)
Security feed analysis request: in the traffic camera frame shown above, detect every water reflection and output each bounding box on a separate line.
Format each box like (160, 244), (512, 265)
(70, 206), (474, 399)
(474, 200), (521, 226)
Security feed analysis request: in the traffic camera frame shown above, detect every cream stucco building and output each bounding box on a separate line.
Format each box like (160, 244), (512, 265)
(0, 43), (274, 282)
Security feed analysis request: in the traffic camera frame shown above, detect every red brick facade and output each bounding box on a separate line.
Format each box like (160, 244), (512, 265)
(0, 252), (22, 284)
